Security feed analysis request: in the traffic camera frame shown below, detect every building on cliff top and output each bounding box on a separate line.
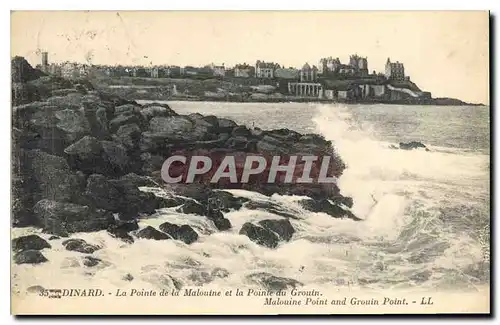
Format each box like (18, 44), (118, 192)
(385, 58), (405, 81)
(234, 63), (255, 78)
(255, 60), (280, 78)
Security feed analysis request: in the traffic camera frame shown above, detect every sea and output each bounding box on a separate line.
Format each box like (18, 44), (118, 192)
(12, 102), (491, 300)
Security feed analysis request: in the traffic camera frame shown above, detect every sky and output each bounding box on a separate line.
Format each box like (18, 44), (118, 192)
(11, 11), (489, 104)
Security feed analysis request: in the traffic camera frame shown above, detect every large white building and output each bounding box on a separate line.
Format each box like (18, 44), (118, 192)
(288, 63), (322, 98)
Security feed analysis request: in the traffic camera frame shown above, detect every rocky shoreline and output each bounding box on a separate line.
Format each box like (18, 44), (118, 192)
(11, 57), (358, 267)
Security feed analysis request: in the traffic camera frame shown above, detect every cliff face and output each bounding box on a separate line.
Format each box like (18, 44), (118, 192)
(11, 57), (357, 253)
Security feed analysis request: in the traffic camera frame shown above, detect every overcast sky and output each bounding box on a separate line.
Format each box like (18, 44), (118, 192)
(11, 11), (489, 104)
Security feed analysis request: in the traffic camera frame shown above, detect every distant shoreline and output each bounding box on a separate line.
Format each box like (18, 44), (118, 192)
(131, 95), (486, 107)
(91, 77), (485, 107)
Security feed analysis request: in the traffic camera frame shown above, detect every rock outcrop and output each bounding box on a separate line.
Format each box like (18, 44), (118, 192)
(11, 57), (358, 256)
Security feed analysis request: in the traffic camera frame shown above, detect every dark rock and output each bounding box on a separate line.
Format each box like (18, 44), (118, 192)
(239, 222), (279, 248)
(107, 221), (138, 244)
(12, 82), (42, 106)
(46, 94), (84, 110)
(264, 128), (302, 142)
(140, 104), (176, 121)
(330, 195), (354, 209)
(114, 123), (141, 149)
(63, 136), (104, 174)
(299, 198), (361, 221)
(17, 150), (81, 209)
(83, 174), (122, 211)
(51, 89), (80, 97)
(213, 217), (232, 231)
(62, 238), (101, 254)
(140, 152), (165, 175)
(148, 116), (212, 142)
(208, 190), (246, 212)
(177, 201), (206, 216)
(246, 272), (303, 291)
(110, 173), (161, 218)
(157, 197), (185, 209)
(231, 125), (252, 137)
(138, 131), (168, 152)
(84, 173), (162, 218)
(217, 118), (238, 130)
(12, 235), (51, 252)
(158, 222), (180, 235)
(201, 115), (219, 128)
(82, 256), (101, 267)
(109, 114), (141, 134)
(48, 235), (60, 240)
(299, 133), (328, 146)
(101, 140), (130, 176)
(256, 136), (289, 155)
(258, 219), (295, 241)
(11, 56), (46, 83)
(245, 200), (298, 219)
(225, 136), (249, 150)
(26, 107), (91, 154)
(399, 141), (428, 151)
(114, 104), (141, 116)
(159, 222), (198, 244)
(122, 273), (134, 281)
(188, 113), (204, 120)
(136, 226), (170, 240)
(166, 183), (213, 203)
(14, 250), (48, 265)
(33, 199), (115, 235)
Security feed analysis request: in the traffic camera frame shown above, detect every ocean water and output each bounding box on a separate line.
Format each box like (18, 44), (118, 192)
(12, 102), (490, 298)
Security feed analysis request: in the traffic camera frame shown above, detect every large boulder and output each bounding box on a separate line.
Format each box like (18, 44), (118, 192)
(208, 190), (247, 212)
(114, 123), (141, 149)
(12, 149), (82, 226)
(136, 226), (170, 240)
(148, 116), (212, 143)
(114, 104), (141, 116)
(19, 106), (91, 155)
(109, 114), (141, 134)
(83, 173), (163, 219)
(299, 198), (361, 221)
(63, 136), (104, 174)
(176, 201), (206, 216)
(140, 104), (177, 122)
(159, 222), (198, 244)
(12, 235), (51, 252)
(107, 220), (138, 244)
(258, 219), (295, 241)
(244, 200), (298, 219)
(101, 140), (131, 176)
(239, 222), (279, 248)
(62, 238), (101, 253)
(83, 174), (122, 211)
(212, 217), (232, 231)
(33, 199), (115, 236)
(14, 250), (48, 265)
(217, 118), (238, 130)
(46, 93), (84, 110)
